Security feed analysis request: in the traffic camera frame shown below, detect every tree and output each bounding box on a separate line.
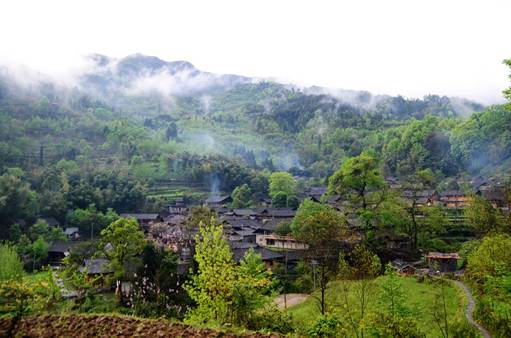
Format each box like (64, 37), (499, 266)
(0, 170), (38, 236)
(231, 184), (252, 208)
(291, 199), (348, 314)
(0, 244), (24, 280)
(328, 152), (387, 234)
(272, 191), (288, 207)
(465, 195), (502, 235)
(231, 248), (274, 326)
(269, 172), (296, 198)
(31, 236), (49, 270)
(68, 204), (119, 240)
(131, 243), (189, 318)
(183, 206), (217, 230)
(337, 244), (381, 338)
(29, 219), (67, 242)
(504, 59), (511, 100)
(287, 195), (300, 209)
(370, 264), (422, 337)
(100, 218), (146, 299)
(184, 218), (236, 324)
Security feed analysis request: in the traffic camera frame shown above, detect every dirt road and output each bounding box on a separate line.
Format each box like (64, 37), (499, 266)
(273, 293), (309, 309)
(454, 281), (491, 338)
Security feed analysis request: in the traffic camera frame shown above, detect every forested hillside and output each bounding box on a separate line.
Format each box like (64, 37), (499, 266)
(0, 53), (510, 229)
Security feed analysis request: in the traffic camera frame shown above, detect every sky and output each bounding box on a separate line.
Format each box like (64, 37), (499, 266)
(0, 0), (510, 104)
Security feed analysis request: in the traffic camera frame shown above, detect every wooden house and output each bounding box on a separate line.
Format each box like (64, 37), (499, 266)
(426, 252), (460, 272)
(439, 190), (470, 209)
(205, 195), (232, 208)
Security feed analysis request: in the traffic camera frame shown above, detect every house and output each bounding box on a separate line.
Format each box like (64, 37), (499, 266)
(64, 227), (80, 240)
(169, 198), (188, 214)
(120, 213), (163, 230)
(257, 208), (295, 219)
(42, 217), (61, 227)
(232, 208), (260, 218)
(233, 229), (257, 244)
(439, 190), (470, 209)
(79, 258), (114, 275)
(226, 218), (263, 231)
(256, 234), (308, 250)
(47, 241), (78, 266)
(477, 189), (506, 209)
(391, 259), (417, 276)
(306, 186), (328, 202)
(401, 190), (439, 207)
(426, 252), (461, 273)
(385, 176), (402, 189)
(253, 219), (284, 235)
(232, 246), (285, 267)
(205, 195), (232, 207)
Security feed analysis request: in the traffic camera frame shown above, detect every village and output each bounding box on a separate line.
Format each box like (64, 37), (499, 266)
(42, 174), (509, 284)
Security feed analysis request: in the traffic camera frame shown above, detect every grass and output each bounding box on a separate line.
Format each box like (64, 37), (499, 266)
(287, 276), (470, 337)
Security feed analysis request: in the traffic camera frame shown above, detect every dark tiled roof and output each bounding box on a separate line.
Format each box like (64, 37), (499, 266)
(120, 213), (160, 220)
(42, 217), (60, 227)
(232, 246), (284, 262)
(227, 219), (263, 229)
(232, 209), (259, 217)
(259, 208), (295, 217)
(440, 190), (464, 197)
(205, 195), (232, 203)
(48, 241), (78, 253)
(79, 258), (113, 274)
(233, 229), (256, 237)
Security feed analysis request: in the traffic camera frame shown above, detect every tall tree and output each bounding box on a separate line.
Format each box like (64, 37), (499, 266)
(100, 217), (145, 300)
(231, 184), (252, 208)
(291, 199), (348, 314)
(269, 172), (296, 198)
(184, 218), (236, 324)
(328, 152), (387, 234)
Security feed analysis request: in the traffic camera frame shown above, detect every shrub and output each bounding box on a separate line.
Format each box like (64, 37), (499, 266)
(247, 305), (294, 334)
(306, 314), (343, 338)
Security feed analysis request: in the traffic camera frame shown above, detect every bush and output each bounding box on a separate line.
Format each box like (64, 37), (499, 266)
(247, 305), (294, 334)
(0, 244), (24, 281)
(306, 314), (343, 338)
(449, 320), (479, 338)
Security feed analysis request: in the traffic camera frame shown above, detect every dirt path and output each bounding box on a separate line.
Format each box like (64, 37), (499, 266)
(454, 281), (491, 338)
(273, 293), (309, 309)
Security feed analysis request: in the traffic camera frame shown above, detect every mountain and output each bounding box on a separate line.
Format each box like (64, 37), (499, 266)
(80, 53), (251, 97)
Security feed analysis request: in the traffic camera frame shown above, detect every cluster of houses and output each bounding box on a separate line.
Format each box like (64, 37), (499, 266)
(39, 175), (509, 279)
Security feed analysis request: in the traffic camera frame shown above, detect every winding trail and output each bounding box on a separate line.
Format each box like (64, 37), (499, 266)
(453, 281), (492, 338)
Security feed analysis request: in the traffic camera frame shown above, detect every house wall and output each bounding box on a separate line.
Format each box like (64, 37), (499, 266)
(256, 234), (308, 250)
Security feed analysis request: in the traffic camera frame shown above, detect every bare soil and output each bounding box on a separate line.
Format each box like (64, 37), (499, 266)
(273, 293), (309, 309)
(0, 314), (281, 338)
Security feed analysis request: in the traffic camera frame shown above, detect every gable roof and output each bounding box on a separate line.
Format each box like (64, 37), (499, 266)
(226, 219), (263, 230)
(205, 195), (232, 204)
(120, 213), (160, 221)
(48, 241), (78, 253)
(64, 227), (79, 235)
(79, 258), (114, 274)
(42, 217), (60, 227)
(259, 208), (295, 218)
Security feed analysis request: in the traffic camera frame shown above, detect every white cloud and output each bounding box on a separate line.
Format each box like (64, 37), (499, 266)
(0, 0), (510, 104)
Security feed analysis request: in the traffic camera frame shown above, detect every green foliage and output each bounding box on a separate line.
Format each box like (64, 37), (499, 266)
(31, 236), (49, 269)
(67, 204), (119, 240)
(464, 195), (502, 235)
(269, 172), (296, 198)
(465, 234), (511, 336)
(184, 219), (236, 324)
(131, 243), (188, 319)
(307, 314), (343, 338)
(100, 217), (146, 281)
(231, 183), (252, 208)
(272, 191), (288, 207)
(504, 59), (511, 100)
(0, 244), (24, 281)
(30, 219), (67, 242)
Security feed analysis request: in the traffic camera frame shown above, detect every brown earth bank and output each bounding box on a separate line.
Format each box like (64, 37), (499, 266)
(0, 314), (282, 338)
